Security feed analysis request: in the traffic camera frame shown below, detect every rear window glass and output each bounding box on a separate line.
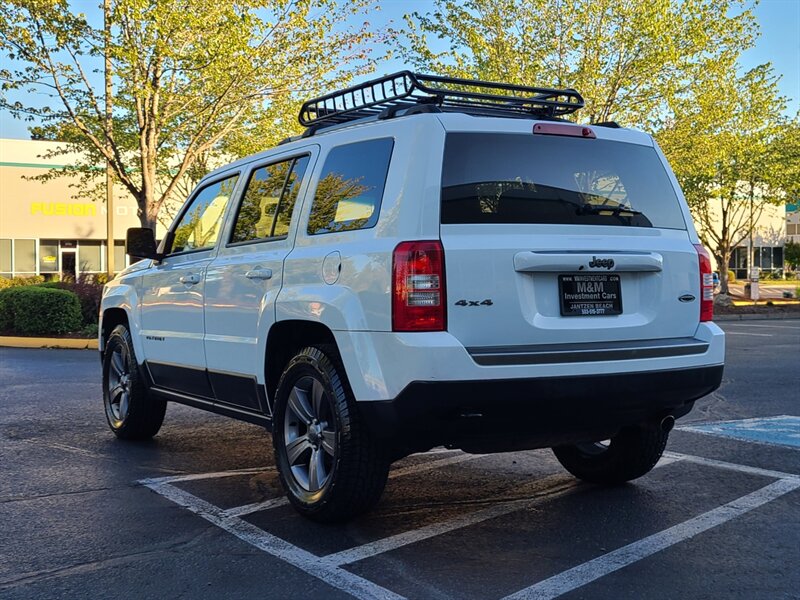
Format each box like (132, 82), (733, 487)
(307, 138), (394, 235)
(441, 133), (685, 229)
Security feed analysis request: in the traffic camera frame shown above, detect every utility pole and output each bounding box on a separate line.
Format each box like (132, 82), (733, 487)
(104, 0), (115, 277)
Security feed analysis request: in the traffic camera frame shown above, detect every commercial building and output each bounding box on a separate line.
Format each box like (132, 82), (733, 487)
(724, 201), (790, 279)
(1, 138), (146, 279)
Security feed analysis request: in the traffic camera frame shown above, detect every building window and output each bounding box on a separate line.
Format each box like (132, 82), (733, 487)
(13, 239), (37, 275)
(39, 240), (59, 273)
(0, 239), (10, 278)
(78, 241), (102, 273)
(114, 240), (127, 272)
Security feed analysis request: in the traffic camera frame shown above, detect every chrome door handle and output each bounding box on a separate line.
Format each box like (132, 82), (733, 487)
(245, 268), (273, 280)
(179, 273), (201, 285)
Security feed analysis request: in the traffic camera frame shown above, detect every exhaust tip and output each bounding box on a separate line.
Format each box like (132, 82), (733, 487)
(660, 415), (675, 434)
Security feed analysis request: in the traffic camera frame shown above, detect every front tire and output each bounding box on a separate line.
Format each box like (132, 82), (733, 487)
(272, 346), (389, 522)
(552, 424), (669, 484)
(102, 324), (166, 440)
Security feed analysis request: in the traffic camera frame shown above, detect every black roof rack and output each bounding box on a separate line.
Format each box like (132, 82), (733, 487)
(298, 71), (584, 128)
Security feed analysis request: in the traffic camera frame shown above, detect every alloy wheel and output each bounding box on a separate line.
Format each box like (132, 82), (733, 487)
(282, 375), (337, 492)
(107, 345), (131, 424)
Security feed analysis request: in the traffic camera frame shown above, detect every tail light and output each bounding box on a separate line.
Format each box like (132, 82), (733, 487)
(392, 241), (446, 331)
(694, 244), (714, 322)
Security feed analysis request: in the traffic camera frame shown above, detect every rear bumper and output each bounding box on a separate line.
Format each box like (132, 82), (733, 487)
(358, 364), (723, 455)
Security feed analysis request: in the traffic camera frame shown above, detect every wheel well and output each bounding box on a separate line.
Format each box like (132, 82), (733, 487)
(265, 320), (338, 404)
(101, 308), (129, 358)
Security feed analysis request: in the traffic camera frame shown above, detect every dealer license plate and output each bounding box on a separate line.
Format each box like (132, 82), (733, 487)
(558, 274), (622, 316)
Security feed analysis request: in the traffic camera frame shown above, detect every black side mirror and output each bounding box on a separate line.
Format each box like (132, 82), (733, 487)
(126, 228), (161, 261)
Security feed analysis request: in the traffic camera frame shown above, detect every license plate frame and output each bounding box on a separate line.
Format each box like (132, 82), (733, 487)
(558, 273), (622, 317)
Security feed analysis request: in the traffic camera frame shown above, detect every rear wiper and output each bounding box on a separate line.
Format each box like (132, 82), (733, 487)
(578, 203), (643, 217)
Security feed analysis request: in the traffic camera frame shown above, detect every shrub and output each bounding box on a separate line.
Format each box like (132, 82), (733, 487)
(0, 275), (45, 290)
(36, 274), (104, 325)
(0, 286), (82, 335)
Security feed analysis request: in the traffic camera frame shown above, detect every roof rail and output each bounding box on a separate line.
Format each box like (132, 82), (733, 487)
(298, 71), (584, 128)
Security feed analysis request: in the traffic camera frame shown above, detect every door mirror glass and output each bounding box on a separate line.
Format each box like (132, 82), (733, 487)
(126, 228), (159, 260)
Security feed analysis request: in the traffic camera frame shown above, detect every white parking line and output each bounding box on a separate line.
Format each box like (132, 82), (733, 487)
(322, 475), (576, 567)
(666, 451), (799, 480)
(724, 324), (800, 330)
(141, 451), (791, 600)
(144, 481), (405, 600)
(387, 452), (480, 479)
(501, 477), (800, 600)
(723, 331), (773, 337)
(222, 454), (482, 518)
(139, 467), (270, 485)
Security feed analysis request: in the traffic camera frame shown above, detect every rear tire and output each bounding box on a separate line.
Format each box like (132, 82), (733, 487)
(272, 345), (389, 522)
(102, 324), (166, 440)
(552, 424), (669, 484)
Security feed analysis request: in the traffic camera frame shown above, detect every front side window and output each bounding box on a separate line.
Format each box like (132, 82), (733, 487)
(231, 155), (310, 244)
(307, 138), (394, 235)
(171, 175), (239, 254)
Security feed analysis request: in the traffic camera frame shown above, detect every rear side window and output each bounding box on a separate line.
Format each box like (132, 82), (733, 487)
(441, 133), (686, 229)
(231, 155), (310, 244)
(307, 138), (394, 235)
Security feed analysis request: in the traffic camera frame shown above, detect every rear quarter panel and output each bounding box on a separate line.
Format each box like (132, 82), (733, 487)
(278, 115), (447, 332)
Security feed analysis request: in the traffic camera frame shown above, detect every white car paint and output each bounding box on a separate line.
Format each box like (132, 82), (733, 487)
(100, 110), (724, 411)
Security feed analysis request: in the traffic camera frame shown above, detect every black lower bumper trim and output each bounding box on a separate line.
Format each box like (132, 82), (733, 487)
(359, 365), (723, 456)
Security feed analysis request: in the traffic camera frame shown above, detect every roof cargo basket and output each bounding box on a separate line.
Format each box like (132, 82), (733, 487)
(298, 71), (584, 128)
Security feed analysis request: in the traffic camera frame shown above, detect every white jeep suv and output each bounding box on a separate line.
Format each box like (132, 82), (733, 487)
(99, 72), (725, 522)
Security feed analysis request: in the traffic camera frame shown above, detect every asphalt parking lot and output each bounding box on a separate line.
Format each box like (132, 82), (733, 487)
(1, 320), (798, 599)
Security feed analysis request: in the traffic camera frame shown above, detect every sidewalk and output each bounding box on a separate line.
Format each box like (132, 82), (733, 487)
(727, 283), (797, 299)
(0, 336), (98, 349)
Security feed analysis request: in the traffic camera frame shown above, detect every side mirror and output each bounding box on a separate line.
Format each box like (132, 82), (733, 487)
(126, 227), (161, 261)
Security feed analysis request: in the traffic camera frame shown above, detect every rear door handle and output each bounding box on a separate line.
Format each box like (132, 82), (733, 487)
(245, 268), (273, 280)
(179, 273), (201, 285)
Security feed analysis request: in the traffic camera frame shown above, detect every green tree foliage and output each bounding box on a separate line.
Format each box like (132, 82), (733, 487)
(395, 0), (757, 126)
(657, 62), (790, 294)
(0, 0), (385, 229)
(785, 241), (800, 271)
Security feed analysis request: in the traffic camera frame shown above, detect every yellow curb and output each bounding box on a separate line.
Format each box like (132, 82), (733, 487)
(0, 336), (98, 349)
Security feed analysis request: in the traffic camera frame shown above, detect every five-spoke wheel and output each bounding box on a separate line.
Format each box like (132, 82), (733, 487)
(273, 346), (389, 522)
(283, 376), (337, 492)
(102, 324), (166, 439)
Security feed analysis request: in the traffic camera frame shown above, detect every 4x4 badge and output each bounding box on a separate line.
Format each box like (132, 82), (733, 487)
(455, 299), (493, 307)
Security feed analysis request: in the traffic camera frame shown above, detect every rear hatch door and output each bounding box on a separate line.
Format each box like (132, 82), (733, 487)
(438, 123), (700, 349)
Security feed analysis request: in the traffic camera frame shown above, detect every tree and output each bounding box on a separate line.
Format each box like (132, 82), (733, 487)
(785, 241), (800, 272)
(394, 0), (757, 127)
(0, 0), (384, 229)
(657, 62), (791, 294)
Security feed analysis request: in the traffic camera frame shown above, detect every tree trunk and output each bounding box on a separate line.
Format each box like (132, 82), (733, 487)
(719, 249), (732, 295)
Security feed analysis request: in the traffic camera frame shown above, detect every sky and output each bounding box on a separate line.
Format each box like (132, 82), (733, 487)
(0, 0), (797, 140)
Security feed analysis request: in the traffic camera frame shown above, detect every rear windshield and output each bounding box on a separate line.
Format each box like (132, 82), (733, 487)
(441, 133), (686, 229)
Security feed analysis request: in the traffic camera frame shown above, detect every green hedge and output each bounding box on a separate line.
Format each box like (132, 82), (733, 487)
(0, 275), (46, 290)
(0, 286), (82, 335)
